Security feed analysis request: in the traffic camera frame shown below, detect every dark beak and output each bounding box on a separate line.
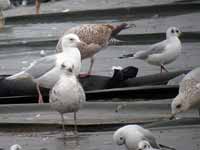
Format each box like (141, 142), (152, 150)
(169, 114), (175, 120)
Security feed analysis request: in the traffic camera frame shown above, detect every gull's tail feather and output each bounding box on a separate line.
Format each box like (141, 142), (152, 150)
(118, 53), (135, 59)
(6, 71), (29, 80)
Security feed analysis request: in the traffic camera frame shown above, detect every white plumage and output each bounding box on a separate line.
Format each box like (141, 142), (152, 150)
(121, 27), (182, 73)
(171, 67), (200, 118)
(49, 61), (85, 137)
(10, 144), (22, 150)
(113, 125), (160, 150)
(0, 0), (11, 10)
(6, 33), (81, 103)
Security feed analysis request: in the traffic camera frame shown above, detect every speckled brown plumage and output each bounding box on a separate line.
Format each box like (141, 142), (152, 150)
(56, 23), (129, 75)
(171, 67), (200, 117)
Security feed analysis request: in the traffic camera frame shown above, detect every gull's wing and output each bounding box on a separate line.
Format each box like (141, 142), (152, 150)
(26, 54), (57, 79)
(56, 24), (112, 53)
(134, 39), (169, 59)
(179, 67), (200, 93)
(183, 67), (200, 82)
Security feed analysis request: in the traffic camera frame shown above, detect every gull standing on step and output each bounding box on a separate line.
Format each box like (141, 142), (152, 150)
(119, 27), (182, 73)
(49, 61), (85, 137)
(6, 34), (81, 103)
(113, 124), (175, 150)
(56, 23), (133, 77)
(171, 67), (200, 119)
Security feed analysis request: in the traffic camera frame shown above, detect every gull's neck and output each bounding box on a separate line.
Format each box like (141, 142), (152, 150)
(167, 35), (179, 40)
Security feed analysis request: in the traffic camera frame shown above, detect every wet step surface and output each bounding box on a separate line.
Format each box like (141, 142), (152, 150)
(0, 122), (199, 150)
(0, 101), (198, 127)
(0, 42), (198, 76)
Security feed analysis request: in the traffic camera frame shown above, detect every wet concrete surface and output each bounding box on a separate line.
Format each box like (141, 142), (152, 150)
(0, 101), (198, 150)
(0, 124), (199, 150)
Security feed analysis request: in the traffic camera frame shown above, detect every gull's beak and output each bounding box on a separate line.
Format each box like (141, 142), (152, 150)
(169, 113), (175, 120)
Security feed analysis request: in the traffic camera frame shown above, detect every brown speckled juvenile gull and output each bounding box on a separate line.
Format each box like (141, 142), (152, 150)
(56, 23), (131, 76)
(171, 67), (200, 118)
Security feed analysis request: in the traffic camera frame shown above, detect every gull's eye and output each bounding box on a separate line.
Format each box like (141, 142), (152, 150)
(68, 67), (73, 73)
(171, 29), (175, 33)
(69, 38), (74, 41)
(175, 30), (179, 33)
(61, 63), (66, 68)
(120, 137), (123, 141)
(176, 104), (181, 109)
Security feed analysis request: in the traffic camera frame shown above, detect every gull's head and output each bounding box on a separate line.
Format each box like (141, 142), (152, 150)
(171, 93), (189, 119)
(137, 140), (151, 150)
(61, 33), (81, 48)
(166, 27), (181, 38)
(113, 128), (126, 145)
(60, 62), (75, 75)
(10, 144), (22, 150)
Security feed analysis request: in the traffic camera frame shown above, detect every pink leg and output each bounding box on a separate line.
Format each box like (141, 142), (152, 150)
(36, 83), (44, 103)
(79, 57), (94, 78)
(35, 0), (40, 15)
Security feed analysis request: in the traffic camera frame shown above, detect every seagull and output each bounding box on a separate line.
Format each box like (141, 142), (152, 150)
(0, 0), (11, 10)
(49, 61), (85, 137)
(113, 125), (175, 150)
(10, 144), (22, 150)
(6, 33), (82, 103)
(0, 0), (10, 29)
(119, 27), (182, 73)
(56, 23), (134, 77)
(171, 67), (200, 119)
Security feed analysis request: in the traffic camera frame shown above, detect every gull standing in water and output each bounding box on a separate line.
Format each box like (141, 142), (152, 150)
(56, 23), (133, 77)
(113, 124), (175, 150)
(119, 27), (182, 73)
(171, 67), (200, 119)
(6, 34), (81, 103)
(49, 61), (85, 137)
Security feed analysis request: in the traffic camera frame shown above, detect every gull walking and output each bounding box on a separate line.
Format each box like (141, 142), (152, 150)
(6, 34), (81, 103)
(171, 67), (200, 119)
(49, 61), (85, 137)
(119, 27), (182, 73)
(113, 124), (174, 150)
(56, 23), (133, 77)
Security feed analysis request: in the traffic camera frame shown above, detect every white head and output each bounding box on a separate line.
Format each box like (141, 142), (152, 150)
(171, 93), (189, 118)
(61, 33), (81, 48)
(138, 140), (152, 150)
(10, 144), (22, 150)
(166, 27), (181, 39)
